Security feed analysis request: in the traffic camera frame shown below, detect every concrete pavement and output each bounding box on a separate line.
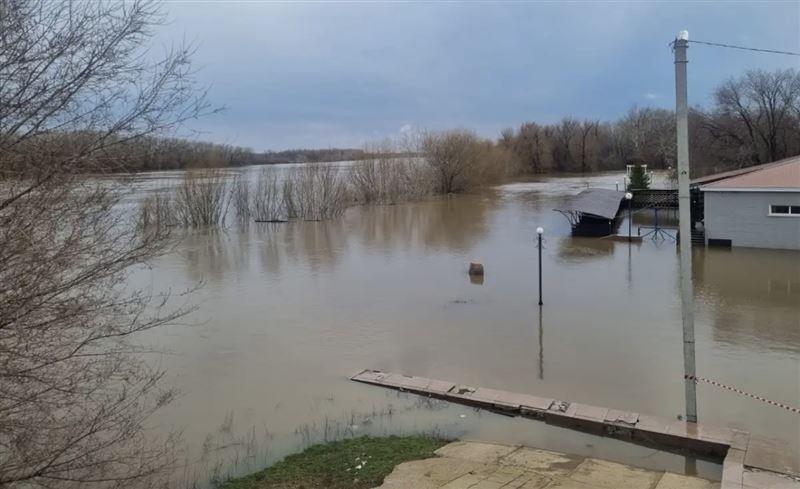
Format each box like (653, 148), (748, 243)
(374, 441), (715, 489)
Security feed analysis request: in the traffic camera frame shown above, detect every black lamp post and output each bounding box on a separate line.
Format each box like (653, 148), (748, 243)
(625, 192), (633, 243)
(536, 227), (544, 306)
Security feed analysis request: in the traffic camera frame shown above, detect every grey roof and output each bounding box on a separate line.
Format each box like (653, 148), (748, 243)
(554, 188), (625, 220)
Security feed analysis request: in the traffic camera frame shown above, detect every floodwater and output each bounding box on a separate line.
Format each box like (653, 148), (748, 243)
(131, 168), (799, 486)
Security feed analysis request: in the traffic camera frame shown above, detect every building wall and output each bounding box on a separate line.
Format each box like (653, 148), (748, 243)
(704, 191), (800, 250)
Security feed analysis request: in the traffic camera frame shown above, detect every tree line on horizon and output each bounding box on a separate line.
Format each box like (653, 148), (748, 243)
(2, 68), (795, 178)
(498, 67), (800, 177)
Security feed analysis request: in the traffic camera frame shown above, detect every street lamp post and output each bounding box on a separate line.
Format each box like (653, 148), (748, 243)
(625, 192), (633, 242)
(536, 227), (544, 306)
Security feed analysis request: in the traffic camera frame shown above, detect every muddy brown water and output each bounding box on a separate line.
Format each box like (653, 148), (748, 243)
(130, 169), (799, 486)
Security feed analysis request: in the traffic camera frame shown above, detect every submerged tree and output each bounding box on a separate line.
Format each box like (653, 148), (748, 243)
(0, 0), (210, 487)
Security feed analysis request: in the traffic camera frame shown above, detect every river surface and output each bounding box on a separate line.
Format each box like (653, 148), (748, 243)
(130, 167), (799, 486)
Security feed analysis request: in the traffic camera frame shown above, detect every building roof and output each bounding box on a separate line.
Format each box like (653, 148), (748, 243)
(554, 188), (625, 220)
(701, 156), (800, 192)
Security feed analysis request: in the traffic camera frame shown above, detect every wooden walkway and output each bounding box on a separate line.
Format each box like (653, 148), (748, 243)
(351, 369), (800, 489)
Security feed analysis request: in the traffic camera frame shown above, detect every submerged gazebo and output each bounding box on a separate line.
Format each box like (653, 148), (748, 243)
(554, 188), (626, 236)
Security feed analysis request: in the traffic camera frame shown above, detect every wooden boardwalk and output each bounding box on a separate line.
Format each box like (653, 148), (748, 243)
(351, 369), (800, 489)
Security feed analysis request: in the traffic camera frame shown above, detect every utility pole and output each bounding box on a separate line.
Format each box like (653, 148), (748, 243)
(674, 30), (698, 423)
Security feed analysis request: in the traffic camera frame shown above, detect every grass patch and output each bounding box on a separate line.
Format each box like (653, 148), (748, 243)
(217, 435), (447, 489)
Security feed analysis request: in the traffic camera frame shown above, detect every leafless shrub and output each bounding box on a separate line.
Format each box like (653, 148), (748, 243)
(139, 191), (178, 229)
(285, 164), (348, 221)
(231, 173), (251, 222)
(282, 177), (298, 220)
(349, 140), (433, 204)
(421, 130), (486, 193)
(252, 168), (286, 222)
(175, 170), (231, 227)
(0, 0), (210, 485)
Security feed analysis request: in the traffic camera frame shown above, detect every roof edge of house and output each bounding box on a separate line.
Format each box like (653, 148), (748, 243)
(702, 187), (800, 193)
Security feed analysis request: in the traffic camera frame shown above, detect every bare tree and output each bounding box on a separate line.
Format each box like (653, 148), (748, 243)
(704, 68), (800, 167)
(421, 130), (486, 193)
(514, 123), (552, 173)
(552, 118), (579, 171)
(0, 1), (209, 487)
(576, 120), (600, 173)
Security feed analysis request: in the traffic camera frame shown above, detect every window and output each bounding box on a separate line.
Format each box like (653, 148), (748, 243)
(769, 205), (800, 216)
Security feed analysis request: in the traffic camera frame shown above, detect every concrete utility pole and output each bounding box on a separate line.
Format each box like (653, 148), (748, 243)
(674, 30), (698, 423)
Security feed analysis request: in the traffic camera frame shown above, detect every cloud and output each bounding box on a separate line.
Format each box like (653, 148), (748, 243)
(159, 1), (800, 150)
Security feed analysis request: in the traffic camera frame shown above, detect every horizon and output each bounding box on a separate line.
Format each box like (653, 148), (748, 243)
(157, 1), (800, 152)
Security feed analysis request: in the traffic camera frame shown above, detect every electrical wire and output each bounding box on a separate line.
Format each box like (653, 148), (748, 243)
(688, 39), (800, 57)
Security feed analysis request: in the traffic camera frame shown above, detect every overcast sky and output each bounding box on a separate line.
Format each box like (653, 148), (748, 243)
(158, 1), (800, 151)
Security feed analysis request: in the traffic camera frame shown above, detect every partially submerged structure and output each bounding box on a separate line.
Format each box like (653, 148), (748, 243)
(699, 156), (800, 250)
(554, 188), (626, 236)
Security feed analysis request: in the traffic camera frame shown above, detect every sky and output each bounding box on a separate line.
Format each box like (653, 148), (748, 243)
(157, 1), (800, 151)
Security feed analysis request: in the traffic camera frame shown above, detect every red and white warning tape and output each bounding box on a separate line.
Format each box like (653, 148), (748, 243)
(685, 374), (800, 414)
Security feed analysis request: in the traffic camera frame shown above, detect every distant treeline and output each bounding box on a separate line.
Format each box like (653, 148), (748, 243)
(499, 68), (800, 177)
(3, 69), (795, 178)
(102, 139), (365, 172)
(0, 131), (367, 174)
(261, 148), (365, 165)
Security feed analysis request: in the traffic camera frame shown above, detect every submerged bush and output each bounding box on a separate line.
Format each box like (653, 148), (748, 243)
(349, 140), (433, 205)
(175, 170), (231, 227)
(138, 191), (178, 228)
(283, 164), (348, 221)
(252, 168), (286, 222)
(231, 173), (251, 221)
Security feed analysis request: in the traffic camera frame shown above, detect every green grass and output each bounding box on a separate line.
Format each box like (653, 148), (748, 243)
(218, 435), (447, 489)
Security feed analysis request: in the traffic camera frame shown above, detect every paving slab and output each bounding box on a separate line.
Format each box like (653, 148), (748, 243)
(503, 472), (551, 489)
(468, 480), (505, 489)
(667, 420), (736, 446)
(374, 441), (717, 489)
(574, 403), (610, 423)
(382, 457), (492, 489)
(722, 448), (745, 488)
(440, 473), (487, 489)
(500, 447), (583, 476)
(498, 392), (554, 412)
(605, 409), (639, 426)
(745, 436), (800, 476)
(568, 458), (663, 489)
(541, 480), (603, 489)
(656, 472), (720, 489)
(472, 387), (522, 410)
(634, 414), (672, 435)
(399, 375), (432, 392)
(483, 465), (527, 485)
(435, 441), (518, 464)
(425, 379), (457, 396)
(743, 469), (800, 488)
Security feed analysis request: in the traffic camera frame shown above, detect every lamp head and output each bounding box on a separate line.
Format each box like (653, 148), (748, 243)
(536, 227), (544, 235)
(625, 192), (633, 200)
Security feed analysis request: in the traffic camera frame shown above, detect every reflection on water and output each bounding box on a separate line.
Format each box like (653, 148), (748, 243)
(556, 238), (615, 263)
(696, 247), (800, 354)
(135, 170), (799, 486)
(538, 307), (544, 380)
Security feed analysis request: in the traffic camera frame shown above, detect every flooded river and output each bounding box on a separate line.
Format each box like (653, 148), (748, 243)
(132, 169), (799, 485)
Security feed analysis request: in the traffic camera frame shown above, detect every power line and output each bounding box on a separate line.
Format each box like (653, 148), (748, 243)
(688, 39), (800, 57)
